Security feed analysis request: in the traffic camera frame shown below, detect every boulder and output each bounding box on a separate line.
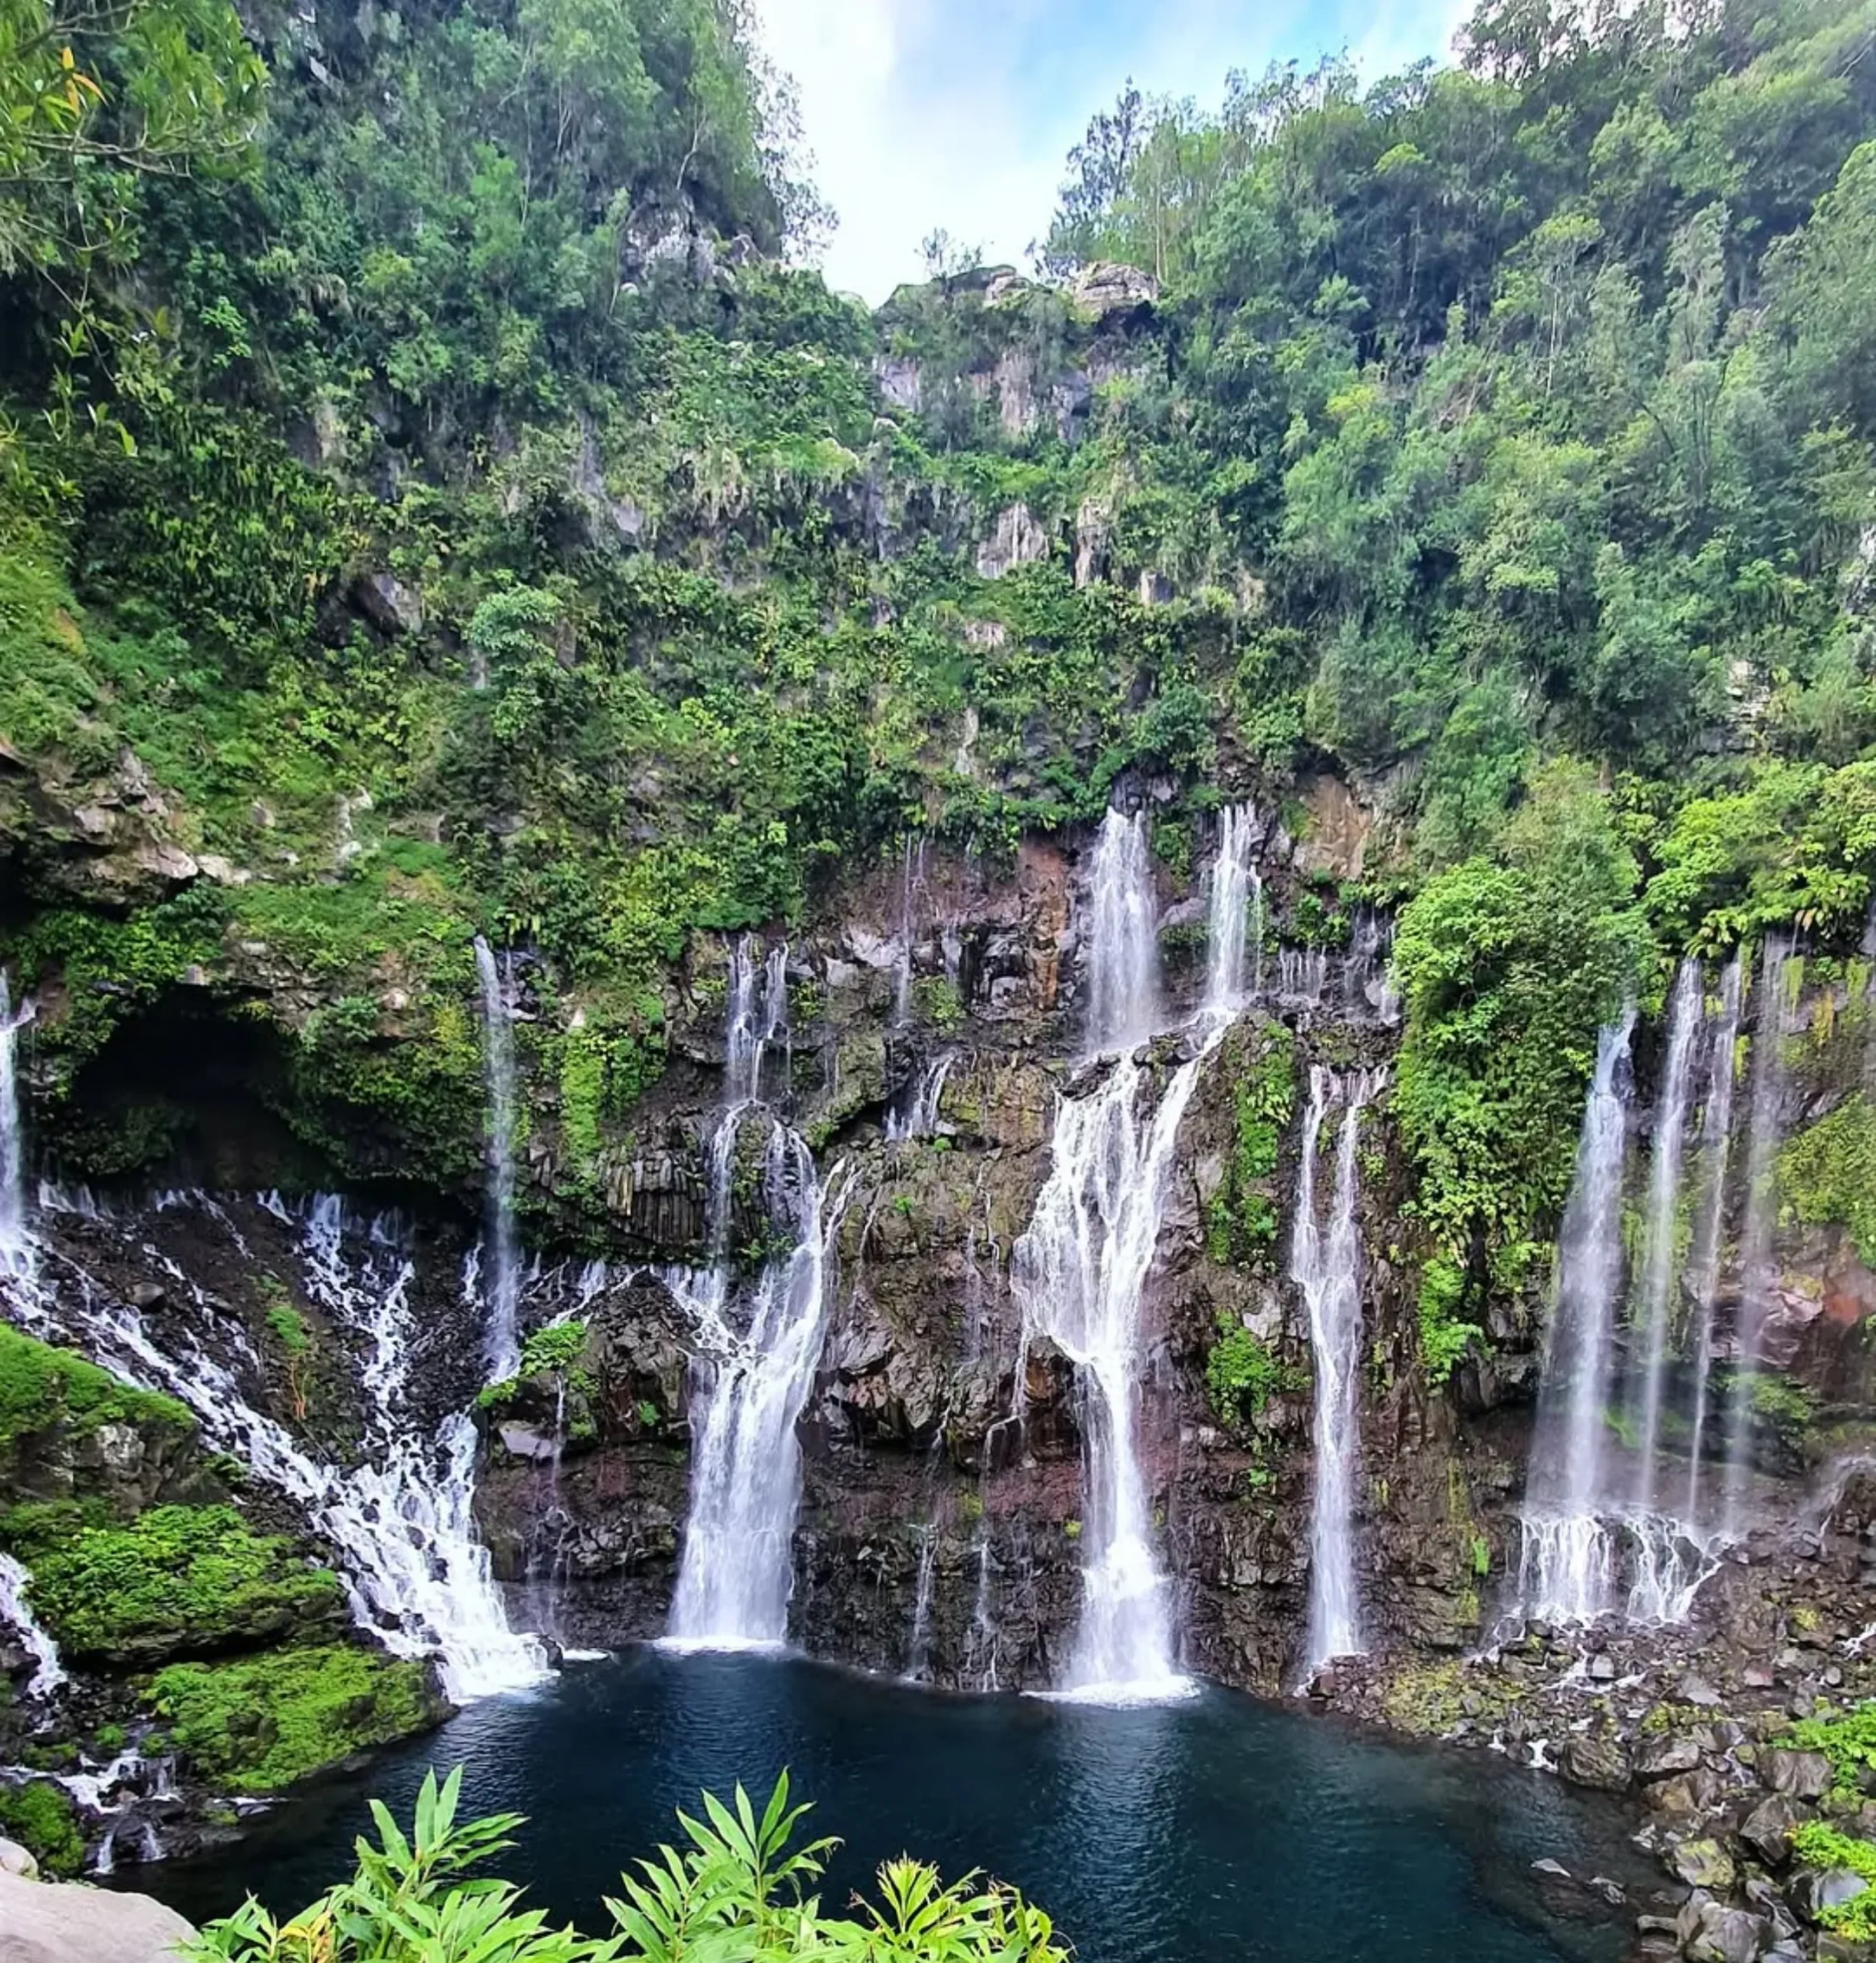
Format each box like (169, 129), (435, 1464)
(1763, 1749), (1834, 1800)
(1638, 1732), (1707, 1779)
(0, 1838), (37, 1878)
(1793, 1867), (1872, 1924)
(1670, 1839), (1739, 1892)
(1561, 1729), (1633, 1791)
(1683, 1902), (1771, 1963)
(1742, 1794), (1808, 1867)
(0, 1870), (196, 1961)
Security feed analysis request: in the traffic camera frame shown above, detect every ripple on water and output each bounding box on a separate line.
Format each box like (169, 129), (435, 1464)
(130, 1649), (1650, 1963)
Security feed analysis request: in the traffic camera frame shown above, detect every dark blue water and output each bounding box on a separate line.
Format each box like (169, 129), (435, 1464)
(139, 1650), (1647, 1962)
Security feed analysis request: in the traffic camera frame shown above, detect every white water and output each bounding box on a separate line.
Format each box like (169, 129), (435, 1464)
(472, 938), (522, 1380)
(1292, 1066), (1380, 1670)
(1, 1190), (546, 1701)
(1204, 805), (1259, 1011)
(1014, 805), (1219, 1700)
(1277, 947), (1328, 1006)
(0, 1550), (65, 1697)
(904, 1525), (938, 1680)
(886, 1051), (955, 1141)
(1519, 1013), (1635, 1623)
(0, 976), (33, 1278)
(1686, 955), (1743, 1517)
(1631, 960), (1702, 1507)
(1724, 937), (1791, 1531)
(1084, 810), (1159, 1051)
(665, 936), (851, 1649)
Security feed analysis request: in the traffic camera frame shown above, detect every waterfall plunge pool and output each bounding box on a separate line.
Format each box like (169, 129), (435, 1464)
(132, 1649), (1651, 1962)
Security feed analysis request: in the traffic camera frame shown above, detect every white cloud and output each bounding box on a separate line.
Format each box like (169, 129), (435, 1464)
(755, 0), (1468, 305)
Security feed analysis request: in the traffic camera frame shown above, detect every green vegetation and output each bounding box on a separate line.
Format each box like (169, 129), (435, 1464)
(477, 1320), (591, 1411)
(150, 1643), (443, 1794)
(1782, 1093), (1876, 1262)
(0, 1323), (193, 1459)
(7, 0), (1876, 1356)
(1792, 1823), (1876, 1939)
(0, 1780), (84, 1878)
(1206, 1023), (1293, 1269)
(1204, 1319), (1303, 1429)
(186, 1769), (1069, 1962)
(1789, 1700), (1876, 1793)
(5, 1503), (342, 1661)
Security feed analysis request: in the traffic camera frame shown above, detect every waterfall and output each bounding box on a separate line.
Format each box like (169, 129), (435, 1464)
(1204, 805), (1258, 1012)
(1686, 955), (1743, 1517)
(2, 1192), (546, 1700)
(0, 1550), (65, 1698)
(966, 1521), (1000, 1691)
(894, 837), (926, 1026)
(1085, 810), (1160, 1050)
(0, 976), (32, 1278)
(886, 1051), (955, 1141)
(1292, 1067), (1381, 1670)
(665, 1139), (850, 1646)
(1518, 1012), (1635, 1623)
(1013, 804), (1206, 1700)
(903, 1526), (938, 1680)
(472, 938), (522, 1380)
(1277, 947), (1328, 1006)
(1631, 961), (1703, 1508)
(665, 936), (847, 1649)
(1724, 938), (1792, 1531)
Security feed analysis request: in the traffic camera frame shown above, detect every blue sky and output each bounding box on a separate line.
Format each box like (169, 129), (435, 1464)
(755, 0), (1474, 303)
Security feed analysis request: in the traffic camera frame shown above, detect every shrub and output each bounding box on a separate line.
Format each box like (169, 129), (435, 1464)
(184, 1770), (1070, 1962)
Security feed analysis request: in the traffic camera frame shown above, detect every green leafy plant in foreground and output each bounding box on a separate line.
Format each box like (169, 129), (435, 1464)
(186, 1767), (1071, 1963)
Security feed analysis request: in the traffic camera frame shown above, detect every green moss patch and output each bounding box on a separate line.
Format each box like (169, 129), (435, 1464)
(6, 1504), (344, 1662)
(0, 1780), (84, 1877)
(149, 1643), (446, 1793)
(0, 1324), (193, 1457)
(1782, 1094), (1876, 1265)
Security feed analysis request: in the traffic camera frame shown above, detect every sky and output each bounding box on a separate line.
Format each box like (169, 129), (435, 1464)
(754, 0), (1474, 304)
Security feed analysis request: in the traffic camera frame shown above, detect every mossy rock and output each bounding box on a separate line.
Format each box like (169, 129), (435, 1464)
(147, 1642), (449, 1794)
(3, 1503), (345, 1662)
(0, 1325), (194, 1465)
(0, 1780), (84, 1877)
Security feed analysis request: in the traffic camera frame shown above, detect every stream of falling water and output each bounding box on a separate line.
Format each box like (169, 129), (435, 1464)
(664, 938), (854, 1648)
(1012, 805), (1259, 1699)
(472, 937), (522, 1380)
(0, 975), (33, 1279)
(1291, 1066), (1381, 1672)
(0, 1549), (65, 1698)
(1686, 955), (1743, 1517)
(1631, 960), (1703, 1507)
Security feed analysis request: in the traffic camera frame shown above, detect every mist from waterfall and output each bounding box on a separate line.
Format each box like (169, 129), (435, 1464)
(472, 937), (522, 1380)
(665, 937), (851, 1649)
(1292, 1066), (1381, 1671)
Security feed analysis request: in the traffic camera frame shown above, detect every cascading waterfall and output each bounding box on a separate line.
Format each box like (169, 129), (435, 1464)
(472, 937), (522, 1380)
(894, 836), (927, 1027)
(1013, 806), (1228, 1699)
(903, 1526), (938, 1680)
(1519, 1013), (1636, 1623)
(886, 1051), (955, 1141)
(1277, 947), (1328, 1006)
(1724, 937), (1792, 1531)
(1204, 805), (1259, 1010)
(1, 1189), (546, 1700)
(665, 936), (851, 1649)
(1291, 1066), (1381, 1670)
(1085, 808), (1160, 1050)
(1686, 955), (1743, 1517)
(0, 975), (32, 1277)
(1631, 960), (1703, 1507)
(0, 1549), (65, 1698)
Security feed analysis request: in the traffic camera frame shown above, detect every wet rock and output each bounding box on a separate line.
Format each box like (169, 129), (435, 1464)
(1682, 1902), (1770, 1963)
(354, 570), (423, 635)
(0, 1869), (197, 1961)
(0, 1836), (37, 1877)
(1678, 1674), (1725, 1708)
(1793, 1867), (1872, 1923)
(1561, 1728), (1633, 1791)
(1670, 1839), (1738, 1892)
(1763, 1748), (1834, 1800)
(1639, 1732), (1707, 1779)
(1588, 1652), (1618, 1682)
(1742, 1794), (1807, 1867)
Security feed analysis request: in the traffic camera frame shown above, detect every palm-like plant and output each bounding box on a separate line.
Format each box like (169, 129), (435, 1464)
(186, 1768), (1071, 1963)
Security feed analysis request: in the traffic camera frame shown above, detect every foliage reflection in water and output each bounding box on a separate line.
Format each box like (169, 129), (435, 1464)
(140, 1652), (1646, 1963)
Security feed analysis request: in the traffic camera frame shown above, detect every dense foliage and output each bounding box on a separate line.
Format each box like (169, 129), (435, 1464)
(187, 1768), (1071, 1961)
(8, 0), (1876, 1345)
